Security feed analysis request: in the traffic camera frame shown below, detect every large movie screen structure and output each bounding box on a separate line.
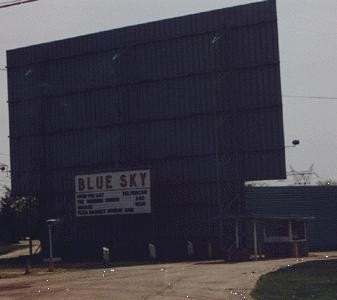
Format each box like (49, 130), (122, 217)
(7, 0), (285, 259)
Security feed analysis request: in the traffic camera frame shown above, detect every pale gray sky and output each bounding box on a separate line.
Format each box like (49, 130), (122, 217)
(0, 0), (336, 189)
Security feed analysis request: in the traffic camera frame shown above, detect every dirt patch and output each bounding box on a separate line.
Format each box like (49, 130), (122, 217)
(0, 251), (336, 299)
(0, 283), (31, 291)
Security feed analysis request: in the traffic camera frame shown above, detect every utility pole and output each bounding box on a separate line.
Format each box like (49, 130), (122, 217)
(288, 164), (319, 185)
(212, 25), (245, 258)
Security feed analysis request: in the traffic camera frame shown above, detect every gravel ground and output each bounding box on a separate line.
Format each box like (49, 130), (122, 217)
(0, 251), (336, 300)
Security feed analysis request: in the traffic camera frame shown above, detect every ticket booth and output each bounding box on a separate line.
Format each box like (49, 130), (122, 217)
(223, 215), (314, 261)
(261, 217), (314, 258)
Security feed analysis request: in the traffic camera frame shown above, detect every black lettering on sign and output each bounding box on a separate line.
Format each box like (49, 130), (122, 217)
(129, 173), (137, 187)
(135, 202), (146, 207)
(131, 190), (144, 195)
(105, 175), (113, 189)
(130, 190), (148, 195)
(120, 175), (127, 188)
(78, 178), (85, 191)
(123, 191), (129, 196)
(96, 176), (103, 189)
(140, 172), (147, 186)
(107, 208), (123, 213)
(77, 200), (84, 204)
(105, 198), (120, 202)
(87, 177), (94, 190)
(125, 208), (134, 213)
(89, 209), (105, 214)
(87, 198), (103, 204)
(78, 205), (93, 209)
(77, 194), (87, 199)
(135, 196), (145, 201)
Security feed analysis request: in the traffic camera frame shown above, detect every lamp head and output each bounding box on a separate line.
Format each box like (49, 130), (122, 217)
(46, 218), (61, 225)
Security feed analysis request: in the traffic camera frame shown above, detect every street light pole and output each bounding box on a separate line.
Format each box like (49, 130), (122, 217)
(48, 223), (53, 261)
(46, 218), (60, 272)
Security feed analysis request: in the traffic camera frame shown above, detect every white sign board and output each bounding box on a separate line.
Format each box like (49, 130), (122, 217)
(75, 170), (151, 217)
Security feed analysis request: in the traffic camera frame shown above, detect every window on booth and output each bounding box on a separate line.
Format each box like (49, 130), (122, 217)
(264, 221), (289, 242)
(265, 221), (288, 237)
(291, 221), (306, 240)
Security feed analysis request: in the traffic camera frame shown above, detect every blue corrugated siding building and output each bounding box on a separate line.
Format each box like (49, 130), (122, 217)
(246, 186), (337, 251)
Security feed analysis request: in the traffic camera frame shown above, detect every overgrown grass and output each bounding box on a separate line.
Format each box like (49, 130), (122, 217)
(251, 259), (337, 300)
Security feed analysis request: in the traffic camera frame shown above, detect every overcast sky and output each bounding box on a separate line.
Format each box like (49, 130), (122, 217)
(0, 0), (336, 189)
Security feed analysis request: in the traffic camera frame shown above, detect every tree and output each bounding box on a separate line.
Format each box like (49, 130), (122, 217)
(0, 187), (39, 243)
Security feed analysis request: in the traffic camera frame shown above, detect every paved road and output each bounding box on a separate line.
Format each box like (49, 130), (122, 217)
(0, 252), (335, 300)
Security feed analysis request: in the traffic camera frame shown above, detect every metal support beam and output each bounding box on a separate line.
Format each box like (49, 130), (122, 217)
(253, 220), (258, 260)
(235, 218), (239, 249)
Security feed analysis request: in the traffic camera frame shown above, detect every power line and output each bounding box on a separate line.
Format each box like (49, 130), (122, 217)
(1, 63), (337, 101)
(0, 0), (38, 9)
(283, 95), (337, 101)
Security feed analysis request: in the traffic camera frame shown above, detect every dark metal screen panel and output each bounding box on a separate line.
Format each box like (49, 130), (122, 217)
(7, 0), (285, 258)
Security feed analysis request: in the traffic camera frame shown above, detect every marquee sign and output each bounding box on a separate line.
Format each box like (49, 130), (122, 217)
(75, 170), (151, 217)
